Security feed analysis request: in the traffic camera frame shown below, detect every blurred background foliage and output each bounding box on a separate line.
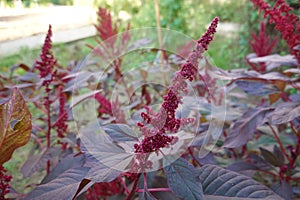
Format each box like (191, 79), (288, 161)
(1, 0), (299, 69)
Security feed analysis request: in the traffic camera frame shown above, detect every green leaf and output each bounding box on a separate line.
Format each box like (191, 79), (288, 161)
(163, 156), (203, 200)
(0, 88), (31, 165)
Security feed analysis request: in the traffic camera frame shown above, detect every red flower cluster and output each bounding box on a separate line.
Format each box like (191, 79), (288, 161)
(55, 86), (68, 139)
(85, 178), (123, 199)
(247, 22), (278, 72)
(95, 7), (118, 44)
(0, 166), (12, 200)
(94, 93), (112, 117)
(134, 17), (219, 154)
(250, 0), (300, 63)
(34, 25), (57, 85)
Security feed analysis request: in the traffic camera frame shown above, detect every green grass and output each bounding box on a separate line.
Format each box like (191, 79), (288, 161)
(0, 36), (98, 72)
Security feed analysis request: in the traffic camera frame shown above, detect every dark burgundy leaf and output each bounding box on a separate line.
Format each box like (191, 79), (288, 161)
(235, 80), (279, 96)
(24, 167), (90, 200)
(41, 154), (85, 184)
(163, 156), (203, 200)
(271, 101), (300, 124)
(248, 154), (272, 171)
(259, 147), (283, 167)
(199, 164), (283, 199)
(227, 161), (259, 172)
(72, 179), (92, 200)
(223, 107), (274, 148)
(21, 147), (60, 177)
(271, 181), (293, 200)
(273, 146), (284, 166)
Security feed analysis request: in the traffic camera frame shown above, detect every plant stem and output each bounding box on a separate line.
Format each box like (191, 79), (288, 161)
(125, 173), (141, 200)
(188, 147), (202, 167)
(154, 0), (167, 86)
(268, 124), (291, 162)
(45, 85), (51, 174)
(137, 188), (172, 192)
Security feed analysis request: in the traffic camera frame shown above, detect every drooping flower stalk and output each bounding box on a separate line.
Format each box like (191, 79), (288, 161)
(134, 17), (219, 155)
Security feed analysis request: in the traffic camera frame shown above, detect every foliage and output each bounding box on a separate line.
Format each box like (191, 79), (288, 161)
(0, 2), (300, 200)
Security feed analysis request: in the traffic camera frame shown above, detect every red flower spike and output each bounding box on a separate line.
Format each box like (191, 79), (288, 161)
(134, 17), (219, 155)
(34, 25), (57, 86)
(55, 86), (68, 139)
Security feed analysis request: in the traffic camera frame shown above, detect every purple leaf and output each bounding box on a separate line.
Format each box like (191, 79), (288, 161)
(227, 161), (259, 172)
(235, 80), (279, 96)
(41, 154), (85, 184)
(248, 154), (272, 171)
(85, 162), (121, 182)
(20, 147), (60, 178)
(271, 181), (293, 200)
(102, 124), (139, 142)
(163, 156), (203, 200)
(24, 167), (90, 200)
(199, 164), (283, 199)
(223, 107), (274, 148)
(259, 147), (283, 167)
(271, 101), (300, 124)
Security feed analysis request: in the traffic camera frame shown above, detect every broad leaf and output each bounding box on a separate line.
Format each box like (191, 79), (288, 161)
(271, 181), (293, 200)
(85, 162), (121, 182)
(21, 147), (60, 178)
(223, 107), (274, 148)
(163, 156), (203, 200)
(102, 124), (139, 142)
(271, 101), (300, 124)
(41, 154), (85, 184)
(235, 80), (279, 96)
(199, 164), (283, 199)
(0, 88), (31, 165)
(24, 167), (90, 200)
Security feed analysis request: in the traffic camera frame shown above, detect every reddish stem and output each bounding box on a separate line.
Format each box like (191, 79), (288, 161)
(188, 147), (202, 167)
(125, 173), (141, 200)
(137, 188), (172, 192)
(268, 124), (291, 163)
(45, 85), (51, 174)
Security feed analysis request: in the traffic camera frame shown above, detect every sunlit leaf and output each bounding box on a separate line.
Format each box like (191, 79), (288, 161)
(0, 88), (31, 165)
(102, 124), (139, 142)
(271, 101), (300, 124)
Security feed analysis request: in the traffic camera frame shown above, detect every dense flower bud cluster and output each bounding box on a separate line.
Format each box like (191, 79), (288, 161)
(34, 25), (57, 85)
(55, 86), (68, 138)
(134, 17), (219, 155)
(0, 166), (12, 200)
